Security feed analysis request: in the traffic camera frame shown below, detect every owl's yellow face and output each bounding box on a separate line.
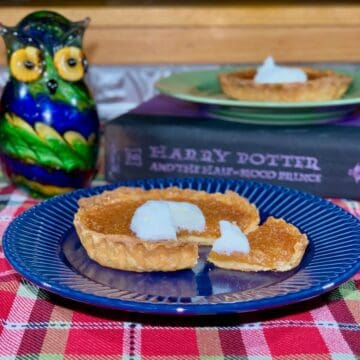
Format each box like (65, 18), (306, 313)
(54, 46), (87, 82)
(9, 46), (43, 82)
(9, 45), (87, 84)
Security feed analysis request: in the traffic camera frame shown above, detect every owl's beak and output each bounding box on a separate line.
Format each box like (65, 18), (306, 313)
(47, 79), (58, 95)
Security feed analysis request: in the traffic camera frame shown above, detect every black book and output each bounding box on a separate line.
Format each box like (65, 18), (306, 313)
(105, 113), (360, 199)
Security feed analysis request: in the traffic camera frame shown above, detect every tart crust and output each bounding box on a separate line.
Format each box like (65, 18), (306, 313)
(74, 186), (260, 272)
(219, 68), (352, 102)
(74, 214), (198, 272)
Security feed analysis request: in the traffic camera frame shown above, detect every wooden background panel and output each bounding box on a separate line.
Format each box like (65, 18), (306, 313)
(0, 4), (360, 64)
(1, 5), (360, 26)
(82, 26), (360, 64)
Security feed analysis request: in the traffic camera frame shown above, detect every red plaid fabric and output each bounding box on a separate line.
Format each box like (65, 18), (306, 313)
(0, 185), (359, 359)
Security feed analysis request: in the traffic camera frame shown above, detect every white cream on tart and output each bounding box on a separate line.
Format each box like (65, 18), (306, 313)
(130, 200), (205, 241)
(211, 220), (250, 255)
(166, 201), (206, 232)
(254, 56), (307, 84)
(130, 200), (177, 241)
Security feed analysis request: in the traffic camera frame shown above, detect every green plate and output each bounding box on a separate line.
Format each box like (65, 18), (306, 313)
(155, 68), (360, 125)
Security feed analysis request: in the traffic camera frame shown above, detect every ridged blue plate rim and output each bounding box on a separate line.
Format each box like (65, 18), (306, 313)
(3, 177), (360, 315)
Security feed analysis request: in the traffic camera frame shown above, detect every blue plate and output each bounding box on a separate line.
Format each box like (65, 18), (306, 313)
(3, 178), (360, 315)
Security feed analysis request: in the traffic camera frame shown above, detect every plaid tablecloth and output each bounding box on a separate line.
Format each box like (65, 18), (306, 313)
(0, 181), (359, 359)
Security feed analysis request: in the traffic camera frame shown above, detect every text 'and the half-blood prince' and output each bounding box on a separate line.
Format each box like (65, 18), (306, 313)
(123, 145), (322, 184)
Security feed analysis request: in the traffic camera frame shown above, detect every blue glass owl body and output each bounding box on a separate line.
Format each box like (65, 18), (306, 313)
(0, 11), (99, 197)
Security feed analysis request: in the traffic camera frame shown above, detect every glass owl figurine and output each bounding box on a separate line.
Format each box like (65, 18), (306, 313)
(0, 11), (99, 197)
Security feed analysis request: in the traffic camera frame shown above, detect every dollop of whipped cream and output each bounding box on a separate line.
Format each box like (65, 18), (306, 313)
(166, 201), (205, 232)
(212, 220), (250, 255)
(130, 200), (205, 241)
(254, 56), (307, 84)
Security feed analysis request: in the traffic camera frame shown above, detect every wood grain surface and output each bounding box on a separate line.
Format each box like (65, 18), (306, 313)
(0, 4), (359, 64)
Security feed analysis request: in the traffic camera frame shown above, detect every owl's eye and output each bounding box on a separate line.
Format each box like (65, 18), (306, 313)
(10, 47), (43, 82)
(54, 47), (86, 82)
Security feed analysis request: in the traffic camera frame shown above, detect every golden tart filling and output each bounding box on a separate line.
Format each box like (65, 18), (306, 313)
(78, 188), (259, 239)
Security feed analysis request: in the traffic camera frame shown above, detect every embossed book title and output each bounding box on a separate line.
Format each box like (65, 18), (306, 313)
(105, 114), (360, 199)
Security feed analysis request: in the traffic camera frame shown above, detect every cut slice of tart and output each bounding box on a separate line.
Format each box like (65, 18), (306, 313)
(207, 217), (309, 272)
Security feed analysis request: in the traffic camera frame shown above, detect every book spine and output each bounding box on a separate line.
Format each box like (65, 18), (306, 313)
(105, 116), (360, 199)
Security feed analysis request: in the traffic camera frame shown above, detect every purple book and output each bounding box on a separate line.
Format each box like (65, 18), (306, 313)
(105, 95), (360, 199)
